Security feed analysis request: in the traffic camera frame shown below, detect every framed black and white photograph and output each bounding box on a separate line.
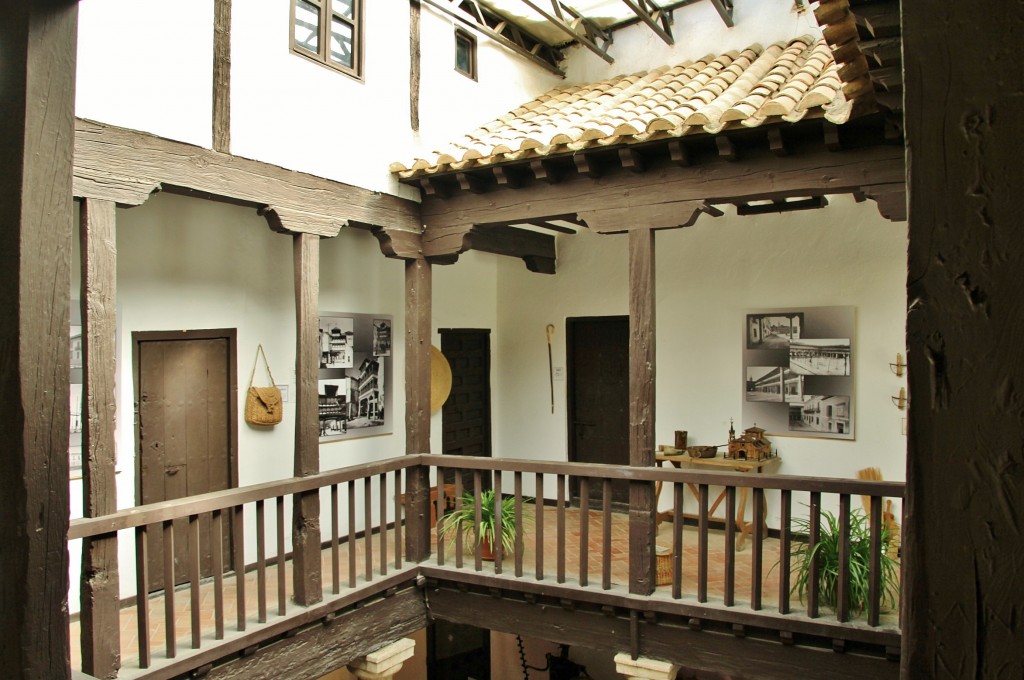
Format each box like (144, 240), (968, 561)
(746, 312), (804, 349)
(319, 316), (354, 369)
(743, 306), (855, 440)
(319, 312), (392, 443)
(372, 318), (392, 357)
(746, 366), (805, 403)
(788, 395), (852, 435)
(789, 339), (851, 376)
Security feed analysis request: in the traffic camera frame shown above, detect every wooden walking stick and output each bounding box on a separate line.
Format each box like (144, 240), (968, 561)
(546, 324), (555, 414)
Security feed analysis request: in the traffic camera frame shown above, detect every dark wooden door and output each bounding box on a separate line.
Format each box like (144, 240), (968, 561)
(135, 330), (237, 591)
(440, 329), (492, 458)
(567, 316), (630, 505)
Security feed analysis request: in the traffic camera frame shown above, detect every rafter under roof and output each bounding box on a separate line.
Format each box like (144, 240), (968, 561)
(422, 0), (726, 75)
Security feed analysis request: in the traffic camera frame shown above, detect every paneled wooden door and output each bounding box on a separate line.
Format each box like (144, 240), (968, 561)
(134, 329), (238, 591)
(567, 316), (630, 506)
(440, 329), (492, 459)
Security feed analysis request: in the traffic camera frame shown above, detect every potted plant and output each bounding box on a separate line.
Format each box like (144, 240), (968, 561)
(438, 489), (532, 560)
(787, 508), (900, 615)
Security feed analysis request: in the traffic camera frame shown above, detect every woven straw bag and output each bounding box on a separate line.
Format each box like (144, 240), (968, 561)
(245, 344), (283, 426)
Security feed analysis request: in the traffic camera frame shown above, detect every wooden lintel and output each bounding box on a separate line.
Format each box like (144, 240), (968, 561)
(421, 144), (906, 232)
(618, 147), (646, 173)
(371, 227), (424, 260)
(716, 135), (737, 160)
(579, 200), (708, 233)
(73, 118), (419, 234)
(735, 196), (828, 216)
(572, 152), (602, 178)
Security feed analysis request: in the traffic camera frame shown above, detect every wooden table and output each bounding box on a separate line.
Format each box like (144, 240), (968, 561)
(655, 452), (781, 550)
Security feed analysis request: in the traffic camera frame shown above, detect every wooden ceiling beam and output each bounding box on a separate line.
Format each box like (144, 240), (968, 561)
(619, 0), (674, 45)
(707, 0), (734, 28)
(74, 118), (420, 236)
(422, 224), (557, 273)
(420, 144), (906, 231)
(519, 0), (614, 64)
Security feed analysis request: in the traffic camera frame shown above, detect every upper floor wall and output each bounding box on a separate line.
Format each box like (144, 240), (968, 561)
(75, 0), (562, 201)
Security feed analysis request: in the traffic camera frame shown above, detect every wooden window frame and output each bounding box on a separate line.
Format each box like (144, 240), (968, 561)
(454, 27), (477, 81)
(290, 0), (364, 80)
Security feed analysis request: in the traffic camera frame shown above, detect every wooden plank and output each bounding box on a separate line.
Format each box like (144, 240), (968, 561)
(535, 473), (545, 580)
(628, 228), (656, 595)
(557, 474), (566, 583)
(211, 510), (225, 640)
(602, 479), (612, 590)
(73, 119), (420, 235)
(404, 258), (432, 561)
(409, 0), (421, 131)
(256, 501), (267, 623)
(494, 472), (503, 572)
(837, 493), (852, 622)
(364, 477), (373, 581)
(868, 495), (882, 627)
(136, 525), (152, 668)
(78, 196), (121, 678)
(426, 586), (899, 680)
(188, 515), (202, 648)
(779, 490), (792, 615)
(419, 145), (906, 232)
(454, 473), (464, 569)
(698, 484), (709, 603)
(393, 470), (402, 569)
(232, 506), (246, 631)
(515, 473), (524, 578)
(203, 587), (427, 680)
(276, 497), (286, 616)
(292, 232), (322, 606)
(578, 477), (589, 586)
(163, 520), (176, 658)
(331, 485), (340, 594)
(379, 474), (388, 575)
(212, 0), (231, 152)
(0, 4), (76, 677)
(672, 483), (683, 599)
(348, 482), (357, 589)
(724, 486), (735, 606)
(807, 492), (822, 619)
(751, 488), (765, 611)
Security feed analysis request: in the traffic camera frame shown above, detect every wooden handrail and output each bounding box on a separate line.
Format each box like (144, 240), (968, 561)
(70, 453), (905, 540)
(69, 456), (417, 540)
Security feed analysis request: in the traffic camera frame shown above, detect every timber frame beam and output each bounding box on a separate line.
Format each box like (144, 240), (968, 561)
(73, 118), (421, 236)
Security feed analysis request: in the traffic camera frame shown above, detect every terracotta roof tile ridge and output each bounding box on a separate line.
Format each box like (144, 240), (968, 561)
(687, 43), (781, 131)
(758, 37), (820, 118)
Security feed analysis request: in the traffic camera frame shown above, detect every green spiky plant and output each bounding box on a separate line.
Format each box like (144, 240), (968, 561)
(438, 489), (533, 557)
(789, 508), (901, 615)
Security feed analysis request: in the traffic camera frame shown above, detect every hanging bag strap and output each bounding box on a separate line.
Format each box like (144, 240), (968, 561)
(248, 344), (276, 388)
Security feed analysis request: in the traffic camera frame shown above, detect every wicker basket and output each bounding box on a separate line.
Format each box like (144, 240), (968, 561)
(655, 544), (673, 586)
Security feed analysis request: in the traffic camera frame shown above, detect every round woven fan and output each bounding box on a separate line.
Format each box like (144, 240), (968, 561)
(430, 346), (452, 413)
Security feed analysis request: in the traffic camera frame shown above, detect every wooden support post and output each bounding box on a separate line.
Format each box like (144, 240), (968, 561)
(0, 2), (77, 677)
(79, 198), (121, 678)
(212, 0), (231, 153)
(409, 0), (421, 131)
(628, 228), (656, 595)
(405, 257), (433, 562)
(292, 232), (322, 606)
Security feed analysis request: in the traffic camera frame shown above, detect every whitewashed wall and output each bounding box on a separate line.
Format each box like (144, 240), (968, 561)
(76, 0), (562, 200)
(493, 195), (909, 511)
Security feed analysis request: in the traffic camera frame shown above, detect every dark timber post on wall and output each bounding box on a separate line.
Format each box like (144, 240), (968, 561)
(903, 1), (1024, 677)
(0, 2), (77, 678)
(628, 228), (656, 595)
(405, 257), (433, 561)
(293, 233), (323, 605)
(79, 198), (121, 678)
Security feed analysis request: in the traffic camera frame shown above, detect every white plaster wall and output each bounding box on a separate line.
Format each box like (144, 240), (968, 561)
(68, 192), (406, 610)
(76, 0), (213, 147)
(494, 196), (908, 509)
(564, 0), (821, 84)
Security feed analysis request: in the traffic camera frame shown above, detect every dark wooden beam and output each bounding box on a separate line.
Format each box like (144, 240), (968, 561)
(465, 226), (557, 274)
(860, 184), (906, 222)
(292, 233), (322, 606)
(667, 139), (691, 166)
(618, 147), (647, 173)
(73, 119), (419, 235)
(903, 0), (1024, 676)
(707, 0), (735, 27)
(620, 0), (674, 45)
(206, 588), (426, 679)
(492, 165), (524, 188)
(572, 152), (602, 179)
(530, 159), (561, 184)
(420, 144), (905, 232)
(426, 587), (897, 680)
(456, 171), (489, 194)
(628, 228), (656, 596)
(404, 258), (433, 561)
(79, 198), (121, 679)
(0, 2), (76, 678)
(519, 0), (614, 63)
(735, 196), (828, 216)
(212, 0), (231, 153)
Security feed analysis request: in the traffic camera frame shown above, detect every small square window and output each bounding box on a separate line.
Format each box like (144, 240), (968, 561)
(455, 29), (477, 80)
(291, 0), (362, 79)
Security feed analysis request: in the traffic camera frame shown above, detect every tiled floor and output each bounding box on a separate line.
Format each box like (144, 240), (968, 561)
(70, 508), (896, 676)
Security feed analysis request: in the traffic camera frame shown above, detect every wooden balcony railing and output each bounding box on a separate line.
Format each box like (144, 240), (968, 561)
(69, 454), (904, 678)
